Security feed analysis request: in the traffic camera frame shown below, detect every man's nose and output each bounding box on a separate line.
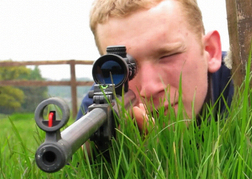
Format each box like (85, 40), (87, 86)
(138, 63), (163, 98)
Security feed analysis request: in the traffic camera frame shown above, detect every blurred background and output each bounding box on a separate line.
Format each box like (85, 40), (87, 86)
(0, 0), (229, 114)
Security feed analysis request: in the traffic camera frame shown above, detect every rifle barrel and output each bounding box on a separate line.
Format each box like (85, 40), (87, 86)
(35, 108), (107, 173)
(35, 89), (137, 173)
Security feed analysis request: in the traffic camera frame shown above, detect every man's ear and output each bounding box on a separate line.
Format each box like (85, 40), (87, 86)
(203, 30), (222, 73)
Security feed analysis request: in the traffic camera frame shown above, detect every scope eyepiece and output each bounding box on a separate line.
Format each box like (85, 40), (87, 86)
(92, 45), (137, 94)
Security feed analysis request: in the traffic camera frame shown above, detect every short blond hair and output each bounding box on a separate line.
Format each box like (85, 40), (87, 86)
(90, 0), (204, 53)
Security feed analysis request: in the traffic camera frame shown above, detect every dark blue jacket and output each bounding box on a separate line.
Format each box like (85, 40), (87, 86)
(211, 51), (234, 114)
(76, 52), (234, 120)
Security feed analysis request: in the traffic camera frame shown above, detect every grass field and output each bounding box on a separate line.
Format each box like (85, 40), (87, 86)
(0, 113), (83, 178)
(0, 85), (252, 179)
(0, 54), (252, 178)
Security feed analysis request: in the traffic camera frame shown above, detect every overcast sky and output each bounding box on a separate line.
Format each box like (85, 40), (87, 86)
(0, 0), (229, 80)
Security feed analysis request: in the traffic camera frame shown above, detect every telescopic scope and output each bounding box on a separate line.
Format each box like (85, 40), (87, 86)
(92, 45), (137, 94)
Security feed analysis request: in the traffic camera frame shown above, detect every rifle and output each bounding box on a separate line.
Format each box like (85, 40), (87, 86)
(34, 46), (137, 173)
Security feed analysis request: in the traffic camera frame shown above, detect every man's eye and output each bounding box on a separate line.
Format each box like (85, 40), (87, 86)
(160, 53), (178, 60)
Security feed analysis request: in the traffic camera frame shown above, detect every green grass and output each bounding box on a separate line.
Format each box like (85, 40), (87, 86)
(1, 83), (252, 179)
(0, 50), (252, 178)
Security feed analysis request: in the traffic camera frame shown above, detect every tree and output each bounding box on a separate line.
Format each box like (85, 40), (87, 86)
(0, 86), (24, 112)
(225, 0), (252, 88)
(18, 66), (48, 112)
(0, 63), (48, 114)
(0, 64), (29, 113)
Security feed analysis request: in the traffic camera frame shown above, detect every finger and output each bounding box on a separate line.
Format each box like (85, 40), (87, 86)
(139, 103), (146, 111)
(132, 105), (147, 132)
(133, 104), (156, 134)
(138, 103), (155, 124)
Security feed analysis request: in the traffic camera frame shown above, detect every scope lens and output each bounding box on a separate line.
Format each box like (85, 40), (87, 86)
(96, 60), (124, 85)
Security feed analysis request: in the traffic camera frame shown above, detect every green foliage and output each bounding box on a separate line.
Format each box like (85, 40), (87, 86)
(18, 86), (48, 113)
(0, 63), (30, 80)
(0, 63), (29, 113)
(0, 63), (48, 114)
(17, 66), (48, 113)
(0, 86), (24, 109)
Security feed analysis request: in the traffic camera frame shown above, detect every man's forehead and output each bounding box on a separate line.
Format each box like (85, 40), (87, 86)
(96, 0), (183, 28)
(96, 0), (185, 53)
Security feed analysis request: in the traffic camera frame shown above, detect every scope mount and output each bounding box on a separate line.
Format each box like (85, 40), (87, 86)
(88, 84), (117, 151)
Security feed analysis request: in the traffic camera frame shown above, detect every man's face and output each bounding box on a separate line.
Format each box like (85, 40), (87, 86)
(96, 0), (216, 118)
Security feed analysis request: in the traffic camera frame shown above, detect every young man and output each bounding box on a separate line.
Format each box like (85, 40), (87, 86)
(77, 0), (233, 131)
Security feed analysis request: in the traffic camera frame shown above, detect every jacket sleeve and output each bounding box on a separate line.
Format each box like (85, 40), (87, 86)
(76, 84), (94, 120)
(211, 51), (234, 113)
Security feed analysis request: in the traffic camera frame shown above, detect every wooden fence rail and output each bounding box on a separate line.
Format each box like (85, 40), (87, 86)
(0, 60), (94, 118)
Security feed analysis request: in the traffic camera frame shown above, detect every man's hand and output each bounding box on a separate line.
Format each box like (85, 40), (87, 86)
(132, 103), (155, 133)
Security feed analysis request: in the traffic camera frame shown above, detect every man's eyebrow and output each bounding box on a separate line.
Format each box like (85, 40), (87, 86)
(156, 42), (186, 55)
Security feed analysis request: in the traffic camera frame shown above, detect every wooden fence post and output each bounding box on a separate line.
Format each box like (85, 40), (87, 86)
(70, 60), (77, 119)
(225, 0), (252, 87)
